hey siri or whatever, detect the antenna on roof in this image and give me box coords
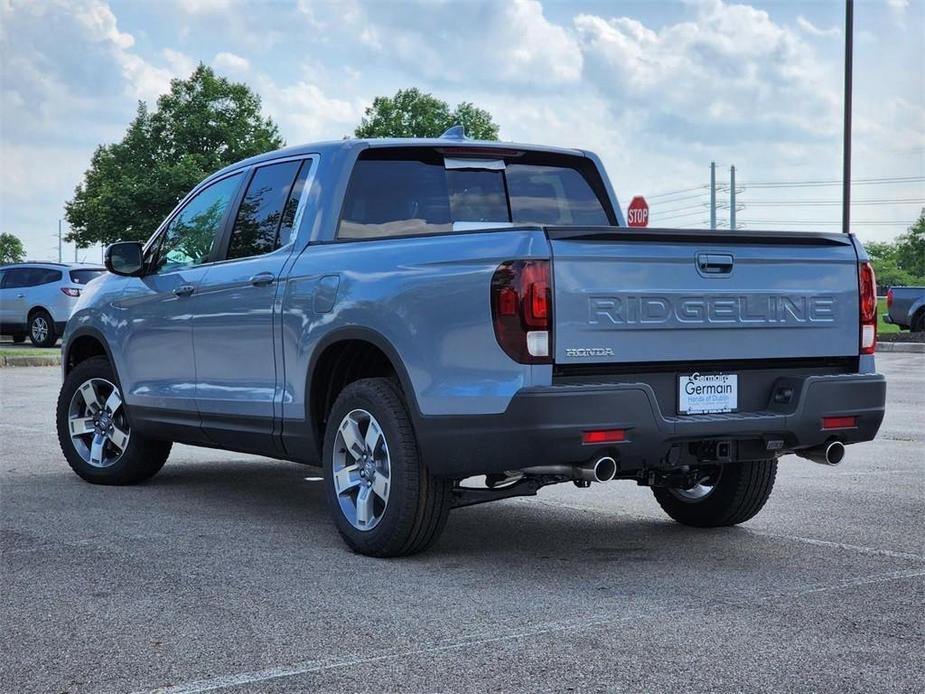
[440,125,467,140]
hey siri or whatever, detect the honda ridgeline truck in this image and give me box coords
[56,132,886,556]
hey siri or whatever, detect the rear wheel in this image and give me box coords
[322,378,452,557]
[28,310,57,347]
[912,310,924,333]
[57,356,171,485]
[652,459,777,527]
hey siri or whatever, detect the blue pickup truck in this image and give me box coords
[885,286,925,332]
[56,132,886,556]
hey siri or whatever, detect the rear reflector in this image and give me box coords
[821,416,857,430]
[582,429,626,444]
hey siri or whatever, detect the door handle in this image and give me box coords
[172,284,195,297]
[249,272,275,287]
[16,293,25,298]
[697,253,734,275]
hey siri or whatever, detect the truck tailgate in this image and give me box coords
[548,228,860,365]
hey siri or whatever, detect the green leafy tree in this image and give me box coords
[0,232,26,264]
[65,64,283,246]
[894,209,925,280]
[866,210,925,287]
[354,88,499,140]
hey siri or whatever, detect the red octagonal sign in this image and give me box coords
[627,196,649,227]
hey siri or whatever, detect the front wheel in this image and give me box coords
[322,378,452,557]
[652,459,777,527]
[57,356,172,485]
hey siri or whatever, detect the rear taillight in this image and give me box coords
[886,287,893,308]
[858,262,877,355]
[60,287,81,297]
[491,260,552,364]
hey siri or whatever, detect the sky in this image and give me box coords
[1,0,923,262]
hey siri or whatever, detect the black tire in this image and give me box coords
[11,333,26,343]
[28,309,57,347]
[652,459,777,527]
[911,310,924,333]
[57,355,171,485]
[322,378,452,557]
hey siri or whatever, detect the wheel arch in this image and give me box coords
[306,326,421,459]
[63,327,116,376]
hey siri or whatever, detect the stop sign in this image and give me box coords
[627,196,649,227]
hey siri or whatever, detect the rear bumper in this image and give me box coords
[416,373,886,479]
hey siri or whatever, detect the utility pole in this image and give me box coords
[730,165,737,230]
[842,0,854,234]
[58,220,62,263]
[709,162,716,230]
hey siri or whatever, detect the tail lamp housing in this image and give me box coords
[491,260,552,364]
[858,261,877,355]
[60,287,81,297]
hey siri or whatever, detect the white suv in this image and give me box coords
[0,263,105,347]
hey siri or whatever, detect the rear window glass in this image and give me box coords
[227,160,304,260]
[338,150,612,239]
[69,269,104,284]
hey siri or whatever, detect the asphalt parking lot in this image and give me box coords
[1,353,923,693]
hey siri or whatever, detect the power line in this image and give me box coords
[646,185,708,199]
[739,219,910,226]
[740,199,924,207]
[740,175,924,188]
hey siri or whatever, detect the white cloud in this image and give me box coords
[574,0,841,140]
[796,16,840,38]
[259,76,366,142]
[214,51,250,74]
[345,0,582,87]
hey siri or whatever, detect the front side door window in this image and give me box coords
[152,173,243,273]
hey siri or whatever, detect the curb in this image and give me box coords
[0,355,62,368]
[877,342,925,354]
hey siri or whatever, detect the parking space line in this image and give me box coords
[140,569,925,694]
[525,497,924,562]
[745,530,923,561]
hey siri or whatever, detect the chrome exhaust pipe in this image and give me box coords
[797,441,846,466]
[521,456,618,483]
[591,456,617,482]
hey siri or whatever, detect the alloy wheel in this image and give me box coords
[668,467,722,503]
[331,408,391,531]
[67,378,130,468]
[31,316,48,343]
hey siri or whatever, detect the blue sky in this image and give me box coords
[1,0,922,261]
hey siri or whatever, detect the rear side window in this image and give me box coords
[337,149,612,239]
[227,160,306,260]
[2,268,61,287]
[69,269,104,284]
[507,165,610,226]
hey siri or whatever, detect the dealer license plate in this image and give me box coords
[679,373,738,414]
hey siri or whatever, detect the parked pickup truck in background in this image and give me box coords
[55,130,886,556]
[885,286,925,332]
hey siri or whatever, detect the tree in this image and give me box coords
[0,232,25,264]
[65,64,284,246]
[894,209,925,280]
[354,88,499,140]
[866,210,925,287]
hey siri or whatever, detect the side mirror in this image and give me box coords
[105,241,145,277]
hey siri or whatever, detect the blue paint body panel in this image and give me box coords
[62,137,884,474]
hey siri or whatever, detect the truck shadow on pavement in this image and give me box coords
[141,458,780,570]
